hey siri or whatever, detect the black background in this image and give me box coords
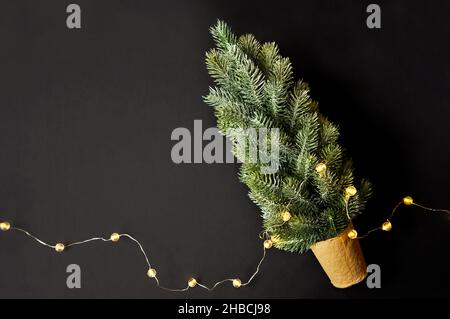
[0,0,449,299]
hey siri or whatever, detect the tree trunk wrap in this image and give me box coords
[310,224,367,288]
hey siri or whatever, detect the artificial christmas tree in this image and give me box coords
[204,21,372,288]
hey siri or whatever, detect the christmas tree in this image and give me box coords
[205,21,372,253]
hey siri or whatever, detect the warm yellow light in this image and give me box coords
[188,278,197,288]
[315,163,327,174]
[232,279,242,288]
[281,211,291,222]
[403,196,413,206]
[263,239,273,249]
[345,186,357,198]
[110,233,120,242]
[270,234,281,243]
[55,243,65,252]
[382,221,392,232]
[147,268,157,278]
[347,229,358,239]
[0,221,11,231]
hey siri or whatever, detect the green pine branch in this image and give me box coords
[204,20,372,253]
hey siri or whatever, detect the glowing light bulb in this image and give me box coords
[347,229,358,239]
[188,278,197,288]
[232,279,242,288]
[271,235,281,243]
[315,163,327,174]
[147,268,157,278]
[403,196,413,206]
[382,221,392,232]
[263,239,273,249]
[281,211,291,222]
[55,243,65,252]
[345,186,357,198]
[0,221,11,231]
[110,233,120,242]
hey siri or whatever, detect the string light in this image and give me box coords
[352,195,450,239]
[0,224,269,292]
[263,239,273,249]
[344,185,357,198]
[382,221,392,232]
[344,185,357,219]
[147,268,157,278]
[232,278,242,288]
[403,196,414,206]
[0,196,448,292]
[315,163,327,174]
[347,229,358,239]
[281,211,291,222]
[110,233,120,242]
[188,278,198,288]
[270,234,281,243]
[0,221,11,231]
[55,243,65,253]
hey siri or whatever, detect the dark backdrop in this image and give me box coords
[0,0,449,299]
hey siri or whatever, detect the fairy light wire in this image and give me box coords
[1,196,448,291]
[66,237,111,248]
[10,227,56,249]
[120,233,152,268]
[355,198,450,239]
[412,203,450,214]
[1,224,268,292]
[241,247,267,287]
